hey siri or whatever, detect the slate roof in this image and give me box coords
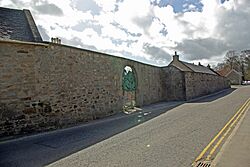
[217,67,230,76]
[182,62,218,75]
[0,7,42,42]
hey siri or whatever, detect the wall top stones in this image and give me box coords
[0,39,165,68]
[0,38,48,47]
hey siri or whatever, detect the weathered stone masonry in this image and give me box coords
[0,40,229,137]
[0,40,165,136]
[162,66,229,101]
[184,72,229,100]
[163,66,186,101]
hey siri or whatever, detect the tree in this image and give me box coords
[214,62,226,71]
[214,50,250,80]
[225,50,241,71]
[240,50,250,80]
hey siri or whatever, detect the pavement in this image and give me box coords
[212,99,250,167]
[0,86,250,167]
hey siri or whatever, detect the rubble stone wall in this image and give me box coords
[163,66,186,101]
[184,72,230,100]
[0,41,165,137]
[0,40,230,138]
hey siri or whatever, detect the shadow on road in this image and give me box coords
[187,88,237,103]
[0,101,182,167]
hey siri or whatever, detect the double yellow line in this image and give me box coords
[193,97,250,164]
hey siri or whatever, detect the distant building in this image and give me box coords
[217,67,243,85]
[225,69,243,85]
[0,7,42,42]
[164,52,229,101]
[217,66,231,77]
[169,51,219,75]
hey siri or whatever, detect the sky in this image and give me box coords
[1,0,250,66]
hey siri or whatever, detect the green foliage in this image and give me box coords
[245,55,250,80]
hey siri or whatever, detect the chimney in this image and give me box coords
[207,64,211,68]
[51,37,61,44]
[173,51,179,62]
[198,62,202,66]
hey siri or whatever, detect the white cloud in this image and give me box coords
[93,0,117,12]
[71,0,101,15]
[1,0,250,66]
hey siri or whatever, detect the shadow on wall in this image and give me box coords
[187,87,236,103]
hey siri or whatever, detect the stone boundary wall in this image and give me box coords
[184,72,230,100]
[0,40,230,137]
[163,66,230,101]
[0,41,165,137]
[163,66,186,101]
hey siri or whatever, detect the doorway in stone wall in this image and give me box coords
[122,66,136,113]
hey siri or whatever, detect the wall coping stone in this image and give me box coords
[0,39,48,46]
[0,39,164,68]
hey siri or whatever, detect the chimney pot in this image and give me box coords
[173,51,179,61]
[51,37,61,44]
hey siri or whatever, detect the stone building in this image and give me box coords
[217,67,243,85]
[0,7,42,42]
[0,7,230,137]
[164,52,229,100]
[225,69,243,85]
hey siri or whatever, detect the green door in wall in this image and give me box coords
[122,66,136,112]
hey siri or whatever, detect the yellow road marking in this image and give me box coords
[206,99,250,160]
[194,98,250,163]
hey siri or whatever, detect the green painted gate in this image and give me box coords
[122,66,136,112]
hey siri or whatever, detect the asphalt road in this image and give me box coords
[1,86,250,167]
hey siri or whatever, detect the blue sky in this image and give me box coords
[1,0,249,66]
[157,0,203,13]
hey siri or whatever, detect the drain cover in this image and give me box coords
[194,161,211,167]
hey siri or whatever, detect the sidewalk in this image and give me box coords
[213,107,250,167]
